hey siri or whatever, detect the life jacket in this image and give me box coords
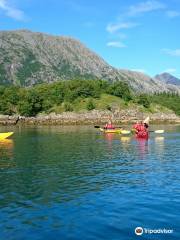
[104,123,115,129]
[133,123,148,138]
[133,123,144,132]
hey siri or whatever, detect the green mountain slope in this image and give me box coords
[0,29,179,94]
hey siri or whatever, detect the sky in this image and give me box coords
[0,0,180,78]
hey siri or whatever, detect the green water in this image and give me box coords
[0,125,180,240]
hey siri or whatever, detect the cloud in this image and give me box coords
[106,22,138,34]
[166,10,180,18]
[105,1,165,48]
[127,0,166,17]
[0,0,25,21]
[162,48,180,57]
[164,68,177,73]
[107,41,126,48]
[105,1,164,43]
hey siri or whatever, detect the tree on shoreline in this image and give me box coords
[0,80,179,116]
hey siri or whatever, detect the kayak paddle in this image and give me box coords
[121,129,164,135]
[94,125,122,129]
[149,130,164,134]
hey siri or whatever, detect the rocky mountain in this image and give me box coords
[155,73,180,86]
[0,29,121,86]
[118,69,178,93]
[0,29,179,94]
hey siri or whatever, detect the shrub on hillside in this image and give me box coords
[107,81,132,101]
[86,99,95,110]
[137,94,150,108]
[64,102,73,112]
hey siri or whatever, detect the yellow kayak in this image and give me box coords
[100,128,122,134]
[100,128,131,135]
[0,132,14,140]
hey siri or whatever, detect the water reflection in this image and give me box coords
[120,135,149,159]
[0,139,14,148]
[102,133,118,152]
[0,139,15,168]
[104,133,115,142]
[154,136,165,156]
[155,136,165,142]
[120,136,131,144]
[136,138,149,159]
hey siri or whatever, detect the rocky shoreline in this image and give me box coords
[0,110,180,125]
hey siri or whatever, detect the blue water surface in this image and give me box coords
[0,125,180,240]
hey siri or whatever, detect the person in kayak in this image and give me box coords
[132,121,141,132]
[132,117,149,139]
[104,119,115,130]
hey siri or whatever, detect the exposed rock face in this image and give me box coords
[0,29,180,94]
[155,72,180,86]
[119,70,180,94]
[0,29,121,86]
[0,115,19,125]
[0,111,179,125]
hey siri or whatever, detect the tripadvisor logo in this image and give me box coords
[135,227,173,236]
[135,227,143,236]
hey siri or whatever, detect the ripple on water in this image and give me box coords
[0,126,180,239]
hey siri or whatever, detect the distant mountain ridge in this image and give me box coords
[0,29,121,86]
[0,29,180,94]
[155,73,180,86]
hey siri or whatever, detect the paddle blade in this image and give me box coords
[121,130,131,135]
[154,130,164,134]
[94,126,100,128]
[99,128,104,132]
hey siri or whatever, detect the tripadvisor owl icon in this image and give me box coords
[135,227,143,235]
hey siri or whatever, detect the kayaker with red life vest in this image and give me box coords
[132,117,149,139]
[104,119,115,130]
[132,121,141,132]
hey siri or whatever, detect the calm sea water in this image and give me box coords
[0,125,180,240]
